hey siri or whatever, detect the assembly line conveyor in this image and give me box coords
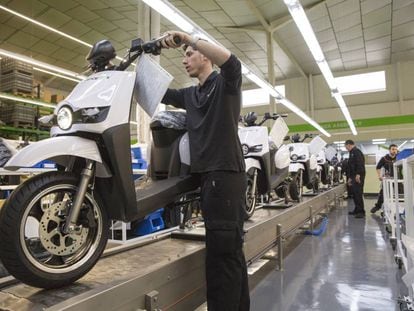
[0,184,345,311]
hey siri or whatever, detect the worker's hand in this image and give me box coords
[378,176,383,181]
[160,31,191,49]
[355,174,361,184]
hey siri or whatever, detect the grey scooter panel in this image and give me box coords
[5,136,103,170]
[179,132,191,166]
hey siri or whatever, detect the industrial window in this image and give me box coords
[242,85,285,107]
[335,71,386,95]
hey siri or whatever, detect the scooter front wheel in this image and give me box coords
[245,170,258,219]
[0,171,108,289]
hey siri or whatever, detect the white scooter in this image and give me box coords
[0,35,200,289]
[325,147,343,185]
[238,112,290,218]
[286,134,325,200]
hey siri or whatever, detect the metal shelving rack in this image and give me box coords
[394,155,414,310]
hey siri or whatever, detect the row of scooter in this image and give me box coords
[238,112,345,219]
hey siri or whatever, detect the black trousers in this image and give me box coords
[375,188,384,208]
[200,171,250,311]
[351,175,365,214]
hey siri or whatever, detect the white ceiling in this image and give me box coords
[1,0,414,91]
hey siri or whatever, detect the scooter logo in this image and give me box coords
[86,74,110,81]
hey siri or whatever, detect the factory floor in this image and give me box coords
[250,197,407,311]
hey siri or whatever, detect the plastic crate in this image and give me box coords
[1,58,33,74]
[397,148,414,161]
[134,208,165,236]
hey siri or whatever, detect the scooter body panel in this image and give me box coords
[51,71,136,136]
[4,136,109,175]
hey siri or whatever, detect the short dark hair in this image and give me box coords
[345,139,354,145]
[389,144,398,149]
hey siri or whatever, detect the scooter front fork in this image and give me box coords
[63,160,95,234]
[251,169,258,197]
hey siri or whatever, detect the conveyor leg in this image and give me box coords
[277,224,283,271]
[145,290,160,311]
[309,206,314,232]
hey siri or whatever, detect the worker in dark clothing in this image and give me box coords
[345,140,366,218]
[161,31,249,311]
[371,144,399,213]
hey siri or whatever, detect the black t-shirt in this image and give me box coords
[162,54,245,173]
[376,154,397,177]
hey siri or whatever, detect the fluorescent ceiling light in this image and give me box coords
[0,5,92,48]
[332,94,357,135]
[242,86,285,107]
[141,0,194,33]
[372,138,386,142]
[411,139,414,143]
[398,140,408,149]
[334,141,345,144]
[372,141,386,145]
[336,71,386,96]
[0,49,86,80]
[0,92,55,108]
[33,67,82,83]
[0,5,126,64]
[284,0,356,136]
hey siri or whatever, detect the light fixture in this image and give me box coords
[141,0,194,33]
[333,141,345,144]
[0,92,55,108]
[33,67,82,83]
[398,140,408,149]
[141,0,330,137]
[372,138,386,142]
[0,5,126,64]
[0,49,86,80]
[284,0,357,136]
[372,141,386,145]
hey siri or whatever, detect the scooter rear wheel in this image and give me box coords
[0,171,108,289]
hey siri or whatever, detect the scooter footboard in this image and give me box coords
[133,175,200,221]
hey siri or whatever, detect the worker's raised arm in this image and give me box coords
[161,31,231,67]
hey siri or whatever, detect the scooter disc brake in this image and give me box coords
[39,202,89,256]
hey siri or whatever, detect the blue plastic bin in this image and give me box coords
[134,208,165,236]
[397,148,414,161]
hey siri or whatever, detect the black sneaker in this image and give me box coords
[354,213,365,218]
[348,211,357,215]
[370,206,380,213]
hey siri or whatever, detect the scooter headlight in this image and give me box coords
[57,106,73,130]
[291,154,298,161]
[242,144,249,155]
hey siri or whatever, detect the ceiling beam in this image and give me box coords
[245,0,307,79]
[269,0,327,32]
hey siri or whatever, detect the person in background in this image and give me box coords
[345,140,366,218]
[371,144,399,214]
[160,31,249,310]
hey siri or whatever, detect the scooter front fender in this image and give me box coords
[5,136,102,170]
[245,158,261,172]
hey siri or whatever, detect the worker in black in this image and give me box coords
[345,140,366,218]
[371,144,399,213]
[161,31,249,311]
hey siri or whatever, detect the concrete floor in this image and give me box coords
[250,198,406,311]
